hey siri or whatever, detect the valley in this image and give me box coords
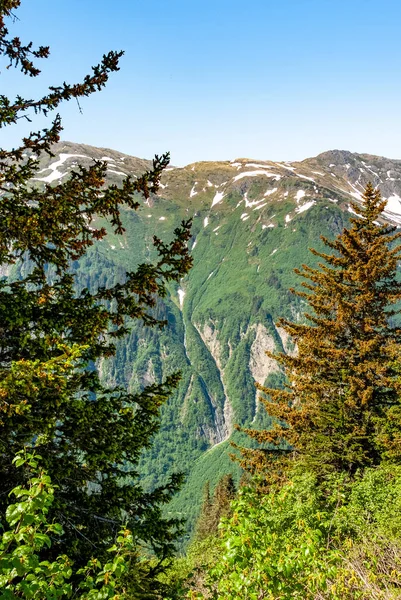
[31,141,401,535]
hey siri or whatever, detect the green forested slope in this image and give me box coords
[29,141,401,536]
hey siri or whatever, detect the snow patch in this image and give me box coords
[254,202,267,210]
[108,169,127,176]
[211,190,225,207]
[178,288,185,308]
[276,162,295,171]
[33,152,89,183]
[101,156,115,161]
[295,173,315,182]
[385,194,401,217]
[264,187,278,196]
[34,170,68,184]
[204,217,209,227]
[348,183,363,200]
[295,190,306,203]
[243,191,266,208]
[296,200,316,214]
[233,170,280,182]
[159,216,166,221]
[190,183,198,198]
[285,214,292,223]
[270,248,278,255]
[243,162,272,169]
[50,153,88,168]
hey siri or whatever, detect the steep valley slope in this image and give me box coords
[26,142,401,538]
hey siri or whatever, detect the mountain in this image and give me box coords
[28,141,401,539]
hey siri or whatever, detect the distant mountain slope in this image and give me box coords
[28,141,401,537]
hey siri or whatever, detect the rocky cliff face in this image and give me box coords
[26,141,401,530]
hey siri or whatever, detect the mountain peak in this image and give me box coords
[314,149,357,164]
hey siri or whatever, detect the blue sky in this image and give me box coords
[3,0,401,165]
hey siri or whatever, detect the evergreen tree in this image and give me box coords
[0,0,192,581]
[195,475,236,541]
[194,482,212,541]
[239,184,401,481]
[212,474,236,527]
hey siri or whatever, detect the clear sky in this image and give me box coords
[3,0,401,165]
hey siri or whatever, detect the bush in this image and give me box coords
[0,451,146,599]
[198,467,401,599]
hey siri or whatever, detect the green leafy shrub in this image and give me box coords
[203,474,339,599]
[0,451,152,599]
[197,467,401,600]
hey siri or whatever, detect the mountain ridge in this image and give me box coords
[42,140,401,223]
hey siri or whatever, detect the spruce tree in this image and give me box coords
[195,476,236,540]
[0,0,192,579]
[194,482,213,541]
[240,184,401,481]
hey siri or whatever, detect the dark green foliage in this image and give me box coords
[0,0,192,585]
